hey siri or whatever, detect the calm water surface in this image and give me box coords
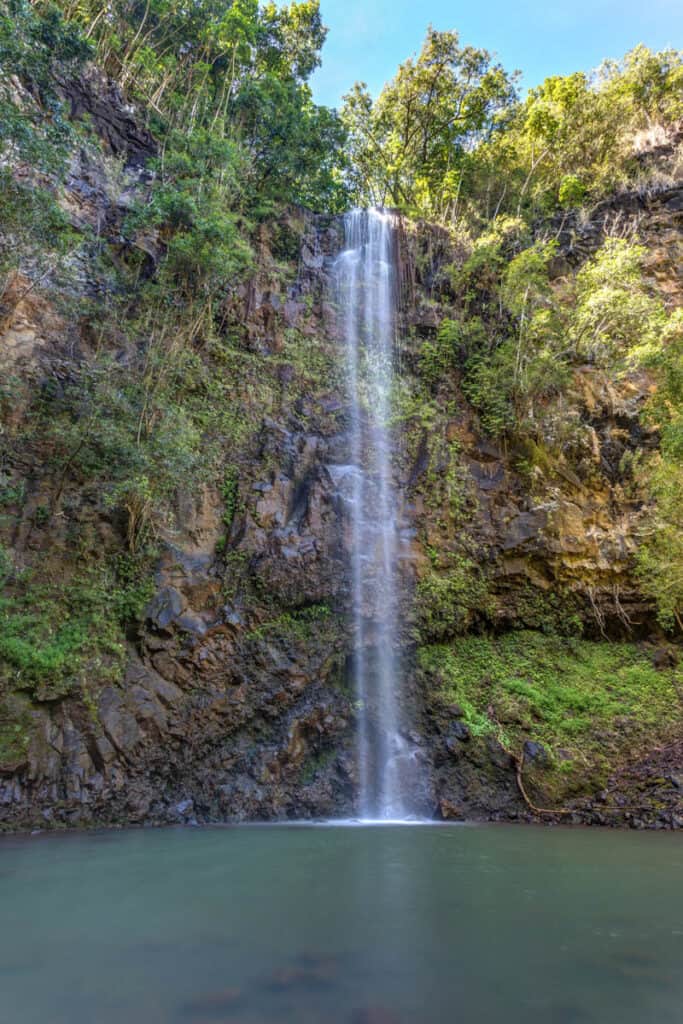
[1,823,682,1024]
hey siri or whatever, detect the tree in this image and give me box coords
[473,46,683,222]
[634,310,683,630]
[47,0,348,212]
[0,1,90,310]
[342,28,518,216]
[0,0,91,167]
[601,44,683,128]
[570,239,665,366]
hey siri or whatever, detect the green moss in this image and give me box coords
[247,603,335,644]
[415,556,492,642]
[422,436,472,523]
[0,556,154,700]
[300,745,338,784]
[505,584,584,636]
[420,631,682,795]
[221,465,241,532]
[279,329,339,393]
[0,544,11,585]
[0,694,34,771]
[0,479,26,508]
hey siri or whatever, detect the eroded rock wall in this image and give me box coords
[1,89,682,829]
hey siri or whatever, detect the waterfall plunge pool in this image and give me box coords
[2,823,682,1023]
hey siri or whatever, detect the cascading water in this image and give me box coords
[333,208,419,821]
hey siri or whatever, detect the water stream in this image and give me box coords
[333,209,417,820]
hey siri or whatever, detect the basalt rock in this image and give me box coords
[57,68,157,167]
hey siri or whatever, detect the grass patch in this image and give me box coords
[420,631,683,796]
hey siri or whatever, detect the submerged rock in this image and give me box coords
[182,987,243,1017]
[351,1008,402,1024]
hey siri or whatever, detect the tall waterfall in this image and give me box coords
[334,209,417,821]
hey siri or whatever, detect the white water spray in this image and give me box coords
[333,209,418,820]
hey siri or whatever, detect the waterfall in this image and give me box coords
[333,208,417,821]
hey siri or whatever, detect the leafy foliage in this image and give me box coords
[453,239,669,440]
[420,631,682,796]
[0,555,154,700]
[57,0,348,212]
[344,31,683,225]
[415,555,491,642]
[342,28,517,215]
[570,239,665,365]
[0,1,90,297]
[0,0,91,168]
[634,311,683,629]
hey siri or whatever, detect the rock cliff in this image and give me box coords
[1,80,682,831]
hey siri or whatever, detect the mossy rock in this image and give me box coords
[420,630,683,802]
[0,693,35,773]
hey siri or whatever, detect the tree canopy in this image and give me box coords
[342,28,517,215]
[343,30,683,225]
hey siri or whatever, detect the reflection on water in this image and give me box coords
[1,824,682,1023]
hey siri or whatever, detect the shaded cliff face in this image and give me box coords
[1,93,682,830]
[0,198,359,826]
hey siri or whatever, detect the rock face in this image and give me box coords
[58,69,157,166]
[1,80,682,830]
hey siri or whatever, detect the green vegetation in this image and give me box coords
[0,693,33,772]
[1,0,346,556]
[441,237,667,441]
[246,603,335,643]
[634,310,683,629]
[343,29,516,214]
[0,1,91,311]
[344,33,683,224]
[420,631,682,795]
[61,0,347,213]
[0,556,153,700]
[344,32,683,637]
[415,556,492,642]
[221,466,241,534]
[343,33,683,638]
[0,0,89,170]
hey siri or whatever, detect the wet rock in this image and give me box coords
[652,647,678,670]
[301,244,324,270]
[176,612,209,636]
[523,740,550,767]
[449,721,470,743]
[59,68,157,166]
[438,797,464,820]
[485,735,514,770]
[98,687,142,755]
[501,511,545,550]
[3,142,683,834]
[146,586,185,629]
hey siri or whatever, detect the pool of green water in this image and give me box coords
[1,823,682,1023]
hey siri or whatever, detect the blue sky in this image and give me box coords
[308,0,683,108]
